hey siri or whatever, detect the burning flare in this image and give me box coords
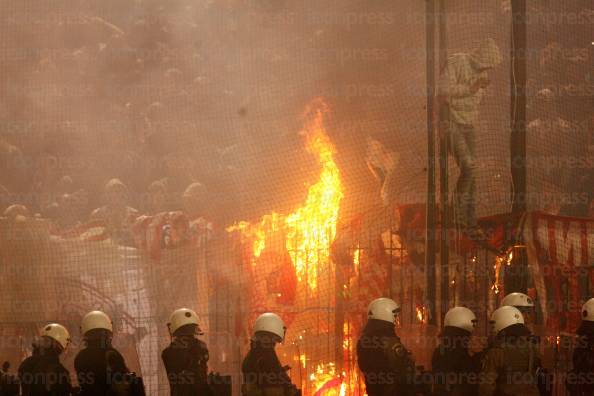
[311,363,343,396]
[227,99,343,290]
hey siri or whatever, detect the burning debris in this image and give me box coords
[227,99,343,291]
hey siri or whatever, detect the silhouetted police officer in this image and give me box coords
[567,298,594,396]
[18,324,72,396]
[432,306,479,396]
[162,308,212,396]
[74,311,130,396]
[479,306,541,396]
[357,297,416,396]
[501,293,552,396]
[242,313,298,396]
[0,361,19,396]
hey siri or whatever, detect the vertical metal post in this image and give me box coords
[425,0,437,325]
[510,0,528,301]
[437,0,449,322]
[511,0,527,214]
[388,216,394,300]
[332,229,342,373]
[335,239,344,374]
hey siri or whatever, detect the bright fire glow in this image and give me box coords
[226,213,281,266]
[285,100,343,289]
[226,100,349,395]
[226,99,343,290]
[416,306,428,324]
[300,353,307,368]
[311,363,343,396]
[492,248,513,295]
[341,321,361,396]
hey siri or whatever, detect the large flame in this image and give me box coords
[227,99,343,290]
[285,101,343,289]
[310,363,343,396]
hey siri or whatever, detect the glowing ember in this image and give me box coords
[352,248,361,277]
[416,306,428,323]
[300,353,307,368]
[226,99,343,290]
[343,322,351,351]
[506,250,514,266]
[492,248,513,295]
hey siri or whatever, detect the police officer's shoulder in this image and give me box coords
[162,343,176,357]
[481,344,504,364]
[481,342,499,355]
[384,336,408,357]
[73,351,83,370]
[18,356,35,369]
[196,338,208,348]
[57,361,70,374]
[185,337,207,351]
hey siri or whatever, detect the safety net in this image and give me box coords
[0,1,592,395]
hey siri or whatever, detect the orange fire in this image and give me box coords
[341,321,362,396]
[492,248,513,295]
[310,363,343,396]
[226,99,343,290]
[226,100,348,395]
[416,305,428,324]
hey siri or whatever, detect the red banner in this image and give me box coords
[524,212,594,332]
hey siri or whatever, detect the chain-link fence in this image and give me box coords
[0,1,592,395]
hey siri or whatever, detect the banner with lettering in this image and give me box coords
[524,212,594,332]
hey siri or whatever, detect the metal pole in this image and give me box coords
[437,0,449,323]
[335,257,344,373]
[511,0,527,214]
[425,0,437,325]
[510,0,529,303]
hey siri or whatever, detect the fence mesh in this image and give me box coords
[0,1,592,395]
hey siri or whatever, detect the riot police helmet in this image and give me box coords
[41,323,71,351]
[81,310,113,336]
[253,313,286,342]
[581,298,594,322]
[444,306,477,333]
[168,308,203,336]
[491,306,525,335]
[368,298,400,324]
[501,292,534,309]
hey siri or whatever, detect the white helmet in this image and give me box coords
[253,313,286,341]
[501,292,534,308]
[581,298,594,322]
[444,307,477,333]
[491,306,524,335]
[168,308,202,335]
[368,298,400,323]
[81,310,113,335]
[41,323,71,350]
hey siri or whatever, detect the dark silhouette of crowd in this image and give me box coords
[0,1,253,245]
